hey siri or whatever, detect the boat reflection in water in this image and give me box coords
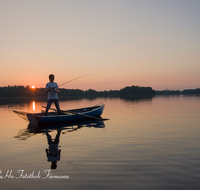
[14,119,105,169]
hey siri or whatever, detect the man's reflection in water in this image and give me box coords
[45,130,62,169]
[14,120,105,170]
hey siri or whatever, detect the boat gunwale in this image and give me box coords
[38,104,104,118]
[25,104,104,118]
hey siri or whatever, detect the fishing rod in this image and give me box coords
[48,74,90,93]
[58,74,90,87]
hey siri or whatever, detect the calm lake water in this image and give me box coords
[0,95,200,190]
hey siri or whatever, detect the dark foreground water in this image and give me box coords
[0,95,200,190]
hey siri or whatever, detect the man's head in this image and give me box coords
[51,161,57,169]
[49,74,54,82]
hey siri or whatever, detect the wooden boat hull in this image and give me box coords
[14,104,105,124]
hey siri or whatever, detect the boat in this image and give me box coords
[13,104,105,124]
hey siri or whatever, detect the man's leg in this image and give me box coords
[44,99,53,116]
[54,99,62,115]
[54,130,61,144]
[45,133,53,144]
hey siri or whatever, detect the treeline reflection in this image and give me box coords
[0,96,156,107]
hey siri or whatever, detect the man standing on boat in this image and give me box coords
[44,74,62,116]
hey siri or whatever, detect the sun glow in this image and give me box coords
[32,101,35,111]
[32,86,35,89]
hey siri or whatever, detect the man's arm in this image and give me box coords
[45,87,56,93]
[54,84,59,93]
[55,88,59,93]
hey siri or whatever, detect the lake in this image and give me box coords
[0,95,200,190]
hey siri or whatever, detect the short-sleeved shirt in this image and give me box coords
[46,82,58,100]
[47,144,61,162]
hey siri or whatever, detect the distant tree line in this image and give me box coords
[119,86,156,98]
[0,85,156,98]
[156,88,200,95]
[0,85,199,98]
[182,89,200,94]
[0,86,44,97]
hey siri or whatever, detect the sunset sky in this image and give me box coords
[1,0,200,91]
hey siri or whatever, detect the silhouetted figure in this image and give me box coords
[44,74,62,116]
[45,130,61,169]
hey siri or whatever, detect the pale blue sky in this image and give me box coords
[0,0,200,90]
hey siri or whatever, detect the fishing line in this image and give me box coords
[58,74,90,87]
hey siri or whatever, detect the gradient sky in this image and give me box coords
[1,0,200,91]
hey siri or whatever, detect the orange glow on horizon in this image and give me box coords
[31,86,35,89]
